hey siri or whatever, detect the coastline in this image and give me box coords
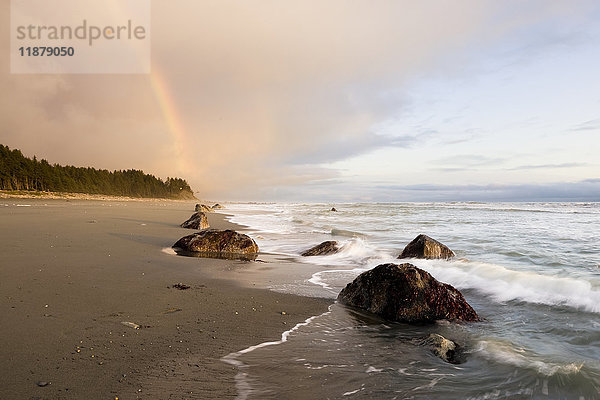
[0,199,332,399]
[0,189,197,202]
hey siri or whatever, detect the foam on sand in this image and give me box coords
[221,306,333,400]
[474,340,584,376]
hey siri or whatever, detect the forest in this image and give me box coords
[0,144,196,199]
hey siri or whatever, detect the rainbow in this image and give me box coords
[103,2,191,178]
[149,67,189,176]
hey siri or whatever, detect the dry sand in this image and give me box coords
[0,199,332,399]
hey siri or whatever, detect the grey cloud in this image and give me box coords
[438,135,477,146]
[434,154,507,165]
[431,155,508,171]
[508,162,587,171]
[287,131,428,165]
[366,180,600,202]
[570,119,600,132]
[261,179,600,202]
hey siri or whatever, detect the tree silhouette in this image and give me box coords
[0,144,196,199]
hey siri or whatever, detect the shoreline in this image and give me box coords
[0,189,198,202]
[0,198,333,399]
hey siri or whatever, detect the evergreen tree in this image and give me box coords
[0,144,196,199]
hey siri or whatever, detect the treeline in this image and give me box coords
[0,144,196,199]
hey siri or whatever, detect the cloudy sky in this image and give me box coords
[2,1,599,201]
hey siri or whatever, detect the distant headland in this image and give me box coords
[0,144,196,200]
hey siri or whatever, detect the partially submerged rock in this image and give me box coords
[421,334,460,364]
[337,263,479,323]
[331,207,337,212]
[180,212,209,230]
[212,203,224,209]
[173,229,259,260]
[195,203,213,213]
[301,241,339,256]
[398,234,455,260]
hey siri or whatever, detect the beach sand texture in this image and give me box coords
[0,199,331,399]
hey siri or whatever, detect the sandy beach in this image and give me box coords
[0,199,332,399]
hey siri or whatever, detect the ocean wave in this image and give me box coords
[330,228,368,238]
[334,238,385,259]
[474,340,584,376]
[301,237,394,268]
[416,260,600,314]
[434,202,600,215]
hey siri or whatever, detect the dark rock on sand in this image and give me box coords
[398,234,455,260]
[421,333,461,364]
[180,212,209,230]
[301,241,340,256]
[173,229,259,259]
[172,283,190,290]
[195,203,213,213]
[337,263,479,323]
[212,203,224,209]
[331,207,337,212]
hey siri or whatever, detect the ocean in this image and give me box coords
[221,202,600,399]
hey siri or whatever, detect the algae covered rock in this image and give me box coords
[173,229,259,259]
[195,204,213,213]
[180,212,209,230]
[337,263,479,323]
[301,241,340,256]
[398,234,455,260]
[421,334,461,364]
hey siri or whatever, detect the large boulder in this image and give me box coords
[337,263,479,323]
[173,229,259,259]
[195,203,213,213]
[398,234,455,259]
[180,212,210,230]
[301,241,339,256]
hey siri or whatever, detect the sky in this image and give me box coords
[1,0,599,201]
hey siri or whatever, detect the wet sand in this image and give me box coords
[0,199,332,399]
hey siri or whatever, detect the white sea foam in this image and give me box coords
[474,340,584,376]
[161,247,176,255]
[302,237,394,268]
[412,377,443,391]
[225,203,298,235]
[309,256,600,314]
[223,202,600,314]
[415,259,600,314]
[221,306,333,400]
[330,228,367,238]
[309,268,368,291]
[343,387,364,396]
